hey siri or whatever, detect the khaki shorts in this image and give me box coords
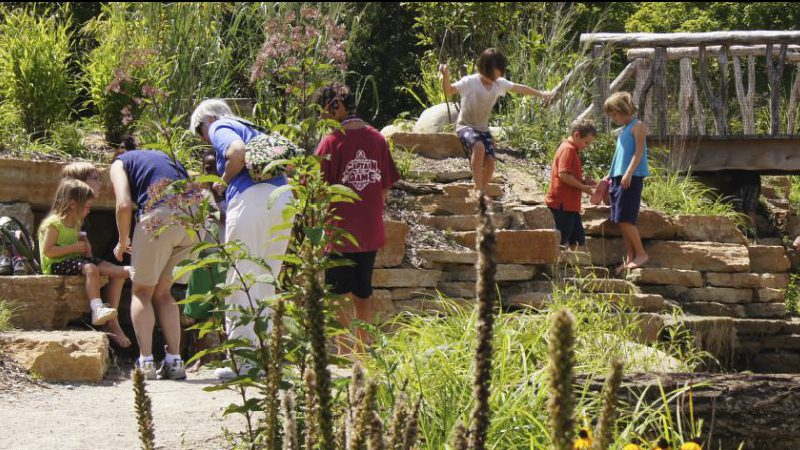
[131,206,198,286]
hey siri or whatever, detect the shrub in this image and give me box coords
[0,7,76,137]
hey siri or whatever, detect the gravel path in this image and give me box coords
[0,367,246,450]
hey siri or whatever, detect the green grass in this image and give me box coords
[642,169,743,223]
[363,286,708,449]
[0,299,14,332]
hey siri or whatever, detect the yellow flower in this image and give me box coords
[680,441,702,450]
[623,445,643,450]
[573,428,593,450]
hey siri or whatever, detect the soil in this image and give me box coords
[0,364,246,450]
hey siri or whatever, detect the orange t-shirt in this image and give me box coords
[545,140,583,212]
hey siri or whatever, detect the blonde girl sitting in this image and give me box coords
[39,179,130,326]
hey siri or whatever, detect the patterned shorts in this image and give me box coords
[51,257,105,276]
[457,127,496,159]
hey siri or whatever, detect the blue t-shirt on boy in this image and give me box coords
[609,118,649,178]
[208,117,287,202]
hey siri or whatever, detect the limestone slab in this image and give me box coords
[586,237,626,266]
[372,269,441,288]
[646,241,750,273]
[375,220,409,268]
[452,230,560,265]
[744,303,787,319]
[673,215,747,244]
[705,273,789,289]
[441,264,536,282]
[685,287,753,304]
[416,249,478,268]
[382,131,464,159]
[1,276,102,329]
[628,268,703,287]
[582,206,676,239]
[682,302,746,317]
[0,331,108,383]
[508,205,555,230]
[747,246,791,273]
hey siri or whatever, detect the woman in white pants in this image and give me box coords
[191,99,294,379]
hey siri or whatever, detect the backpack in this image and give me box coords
[234,119,304,183]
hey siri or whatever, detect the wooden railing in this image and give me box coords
[578,31,800,138]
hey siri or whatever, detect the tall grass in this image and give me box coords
[642,168,742,221]
[364,287,706,449]
[0,299,14,332]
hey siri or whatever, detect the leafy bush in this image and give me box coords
[0,7,76,137]
[642,168,742,221]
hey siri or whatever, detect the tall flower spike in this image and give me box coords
[386,392,409,450]
[548,309,576,450]
[304,368,318,450]
[451,420,468,450]
[131,369,156,450]
[264,298,286,448]
[367,411,386,450]
[348,378,377,450]
[281,391,298,450]
[401,397,422,450]
[468,192,497,450]
[593,357,623,450]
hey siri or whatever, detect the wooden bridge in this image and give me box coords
[577,31,800,174]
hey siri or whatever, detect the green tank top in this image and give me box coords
[38,215,81,274]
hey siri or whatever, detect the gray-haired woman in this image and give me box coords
[190,99,294,380]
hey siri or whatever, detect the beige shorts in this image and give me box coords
[130,206,198,286]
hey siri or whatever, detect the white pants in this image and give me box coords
[224,183,293,345]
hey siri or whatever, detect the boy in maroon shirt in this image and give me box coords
[314,83,400,354]
[545,119,597,250]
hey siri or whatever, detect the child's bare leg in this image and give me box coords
[482,155,495,193]
[619,223,648,269]
[615,233,634,276]
[98,262,131,347]
[82,263,103,300]
[471,141,486,192]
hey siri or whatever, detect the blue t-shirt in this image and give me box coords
[208,117,287,202]
[609,119,649,178]
[116,150,189,211]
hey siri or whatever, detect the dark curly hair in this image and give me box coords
[313,82,356,115]
[476,48,508,78]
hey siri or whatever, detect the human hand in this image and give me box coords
[438,64,450,77]
[76,240,92,257]
[794,236,800,249]
[114,238,131,262]
[583,184,594,195]
[621,173,633,189]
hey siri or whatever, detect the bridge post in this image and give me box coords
[591,45,611,131]
[652,46,668,139]
[766,43,788,135]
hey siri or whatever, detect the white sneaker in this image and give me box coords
[157,359,187,380]
[214,360,262,381]
[135,360,157,380]
[91,304,118,326]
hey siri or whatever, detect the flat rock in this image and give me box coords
[372,269,442,288]
[582,206,676,239]
[745,303,787,319]
[452,230,560,264]
[628,268,703,288]
[747,246,791,273]
[442,264,536,282]
[733,318,787,335]
[443,182,503,199]
[787,250,800,272]
[384,288,437,301]
[407,194,502,216]
[594,293,666,312]
[1,276,103,329]
[382,131,464,159]
[369,290,397,320]
[0,330,108,383]
[561,278,640,294]
[509,205,555,230]
[706,273,789,290]
[416,249,477,268]
[586,237,626,266]
[646,241,750,273]
[419,213,510,232]
[0,158,116,210]
[375,220,409,268]
[685,287,753,304]
[409,168,472,184]
[682,302,746,318]
[557,250,593,267]
[673,215,747,244]
[754,288,785,303]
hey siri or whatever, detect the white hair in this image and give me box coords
[190,99,234,135]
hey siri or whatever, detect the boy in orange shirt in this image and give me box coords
[545,119,598,250]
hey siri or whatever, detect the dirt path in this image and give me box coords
[0,368,246,450]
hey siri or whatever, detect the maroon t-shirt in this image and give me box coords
[315,125,400,253]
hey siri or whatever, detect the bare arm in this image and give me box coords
[110,160,133,261]
[41,225,88,258]
[439,65,458,96]
[222,140,247,184]
[558,172,593,194]
[510,83,553,102]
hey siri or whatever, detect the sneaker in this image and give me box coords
[0,254,11,275]
[214,360,262,381]
[12,257,27,275]
[157,359,187,380]
[91,304,118,326]
[135,360,157,380]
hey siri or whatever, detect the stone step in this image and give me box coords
[549,265,611,279]
[406,194,504,216]
[0,330,109,383]
[442,182,503,199]
[418,213,512,232]
[417,249,477,268]
[372,268,442,288]
[507,205,554,230]
[439,264,537,282]
[450,230,560,265]
[557,250,593,267]
[1,275,107,330]
[559,277,641,294]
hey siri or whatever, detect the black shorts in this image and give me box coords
[325,251,377,299]
[457,127,496,159]
[549,208,586,246]
[51,257,105,276]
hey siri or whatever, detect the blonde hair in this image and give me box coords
[61,162,99,182]
[47,179,95,224]
[603,91,637,116]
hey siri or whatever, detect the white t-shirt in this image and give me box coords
[452,74,514,132]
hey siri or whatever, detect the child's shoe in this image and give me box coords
[91,304,118,326]
[135,360,157,380]
[157,358,187,380]
[12,257,28,275]
[0,254,11,275]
